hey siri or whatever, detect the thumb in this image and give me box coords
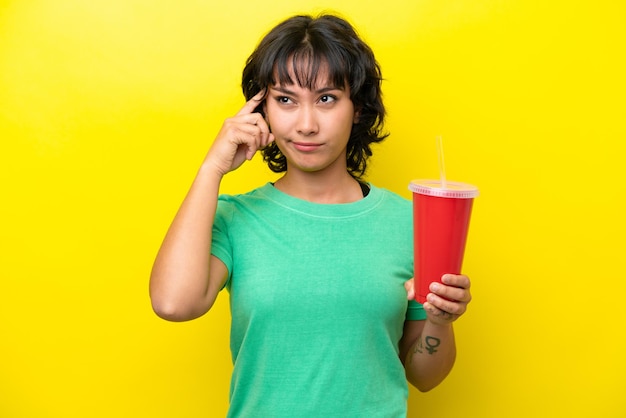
[404,279,415,300]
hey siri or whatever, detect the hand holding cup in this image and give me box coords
[405,274,472,325]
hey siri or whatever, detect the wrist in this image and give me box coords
[425,317,455,330]
[199,159,227,180]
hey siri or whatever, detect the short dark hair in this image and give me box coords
[241,14,388,179]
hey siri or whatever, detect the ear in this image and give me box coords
[353,107,361,124]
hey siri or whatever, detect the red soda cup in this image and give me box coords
[409,179,479,304]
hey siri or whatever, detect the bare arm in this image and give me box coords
[400,274,472,391]
[149,165,226,321]
[149,90,273,321]
[399,319,456,392]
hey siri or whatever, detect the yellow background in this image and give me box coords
[1,0,625,417]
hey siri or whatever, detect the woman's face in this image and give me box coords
[263,64,358,176]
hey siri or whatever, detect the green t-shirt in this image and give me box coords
[212,183,426,418]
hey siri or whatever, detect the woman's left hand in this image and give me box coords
[404,274,472,325]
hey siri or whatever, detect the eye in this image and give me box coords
[319,95,337,104]
[275,96,293,104]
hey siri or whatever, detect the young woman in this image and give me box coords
[150,13,472,418]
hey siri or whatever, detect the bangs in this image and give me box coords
[266,43,349,90]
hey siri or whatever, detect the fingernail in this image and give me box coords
[430,282,441,292]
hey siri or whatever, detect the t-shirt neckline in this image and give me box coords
[260,182,383,218]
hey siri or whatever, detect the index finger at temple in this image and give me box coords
[236,89,266,116]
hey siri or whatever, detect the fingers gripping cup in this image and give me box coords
[409,180,479,304]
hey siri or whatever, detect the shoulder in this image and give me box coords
[215,183,275,224]
[369,184,411,208]
[218,183,273,205]
[364,185,412,231]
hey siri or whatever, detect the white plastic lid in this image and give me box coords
[408,179,479,199]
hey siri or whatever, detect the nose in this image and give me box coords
[296,105,318,136]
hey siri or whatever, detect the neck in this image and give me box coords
[274,171,364,204]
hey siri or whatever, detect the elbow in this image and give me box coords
[407,376,444,393]
[150,294,205,322]
[149,275,203,322]
[149,269,217,321]
[151,297,186,322]
[406,360,455,393]
[412,381,439,393]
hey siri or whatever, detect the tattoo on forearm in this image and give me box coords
[424,336,441,354]
[410,335,441,363]
[414,338,424,354]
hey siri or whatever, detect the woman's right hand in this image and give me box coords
[204,90,274,176]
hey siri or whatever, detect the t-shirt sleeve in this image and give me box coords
[211,196,234,287]
[406,299,427,320]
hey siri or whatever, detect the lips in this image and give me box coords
[292,141,322,152]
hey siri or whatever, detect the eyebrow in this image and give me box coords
[270,85,344,95]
